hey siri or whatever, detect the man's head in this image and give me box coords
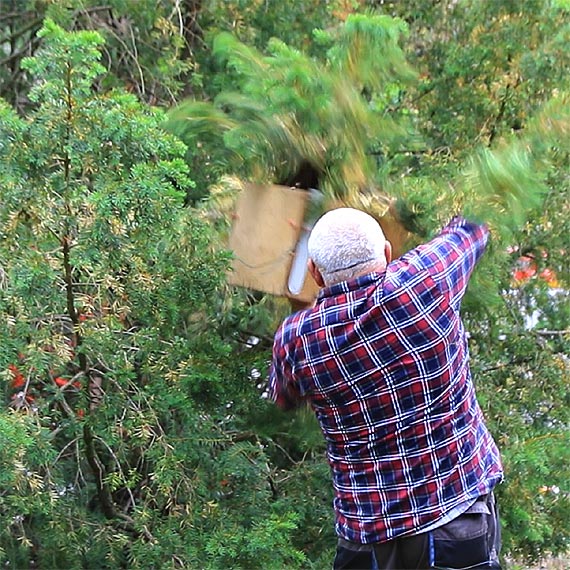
[307,207,392,287]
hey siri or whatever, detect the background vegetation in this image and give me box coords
[0,1,569,568]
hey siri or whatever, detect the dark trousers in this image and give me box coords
[333,493,501,570]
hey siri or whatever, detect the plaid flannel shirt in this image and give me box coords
[269,217,503,544]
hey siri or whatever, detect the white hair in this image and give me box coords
[307,208,387,286]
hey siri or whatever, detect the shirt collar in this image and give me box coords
[317,271,385,302]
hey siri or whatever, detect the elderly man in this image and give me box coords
[269,208,503,570]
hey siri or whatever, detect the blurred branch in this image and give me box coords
[0,34,41,68]
[0,17,43,45]
[535,329,570,337]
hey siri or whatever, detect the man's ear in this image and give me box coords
[385,241,393,264]
[308,259,325,287]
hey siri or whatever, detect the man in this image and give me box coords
[269,208,503,569]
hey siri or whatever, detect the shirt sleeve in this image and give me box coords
[269,319,304,411]
[403,216,489,310]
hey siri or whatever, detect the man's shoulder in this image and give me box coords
[277,307,314,345]
[383,257,425,291]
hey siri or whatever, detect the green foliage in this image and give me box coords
[0,0,195,111]
[198,0,338,52]
[467,290,570,561]
[0,21,307,568]
[0,0,45,110]
[170,4,570,563]
[377,1,570,560]
[194,0,342,97]
[0,2,569,567]
[383,0,570,155]
[166,12,417,203]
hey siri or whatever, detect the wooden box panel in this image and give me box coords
[227,183,320,303]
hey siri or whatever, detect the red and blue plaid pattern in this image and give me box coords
[269,217,503,544]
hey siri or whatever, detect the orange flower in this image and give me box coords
[512,255,537,285]
[539,268,559,288]
[8,364,26,388]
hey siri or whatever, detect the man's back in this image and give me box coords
[270,217,503,544]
